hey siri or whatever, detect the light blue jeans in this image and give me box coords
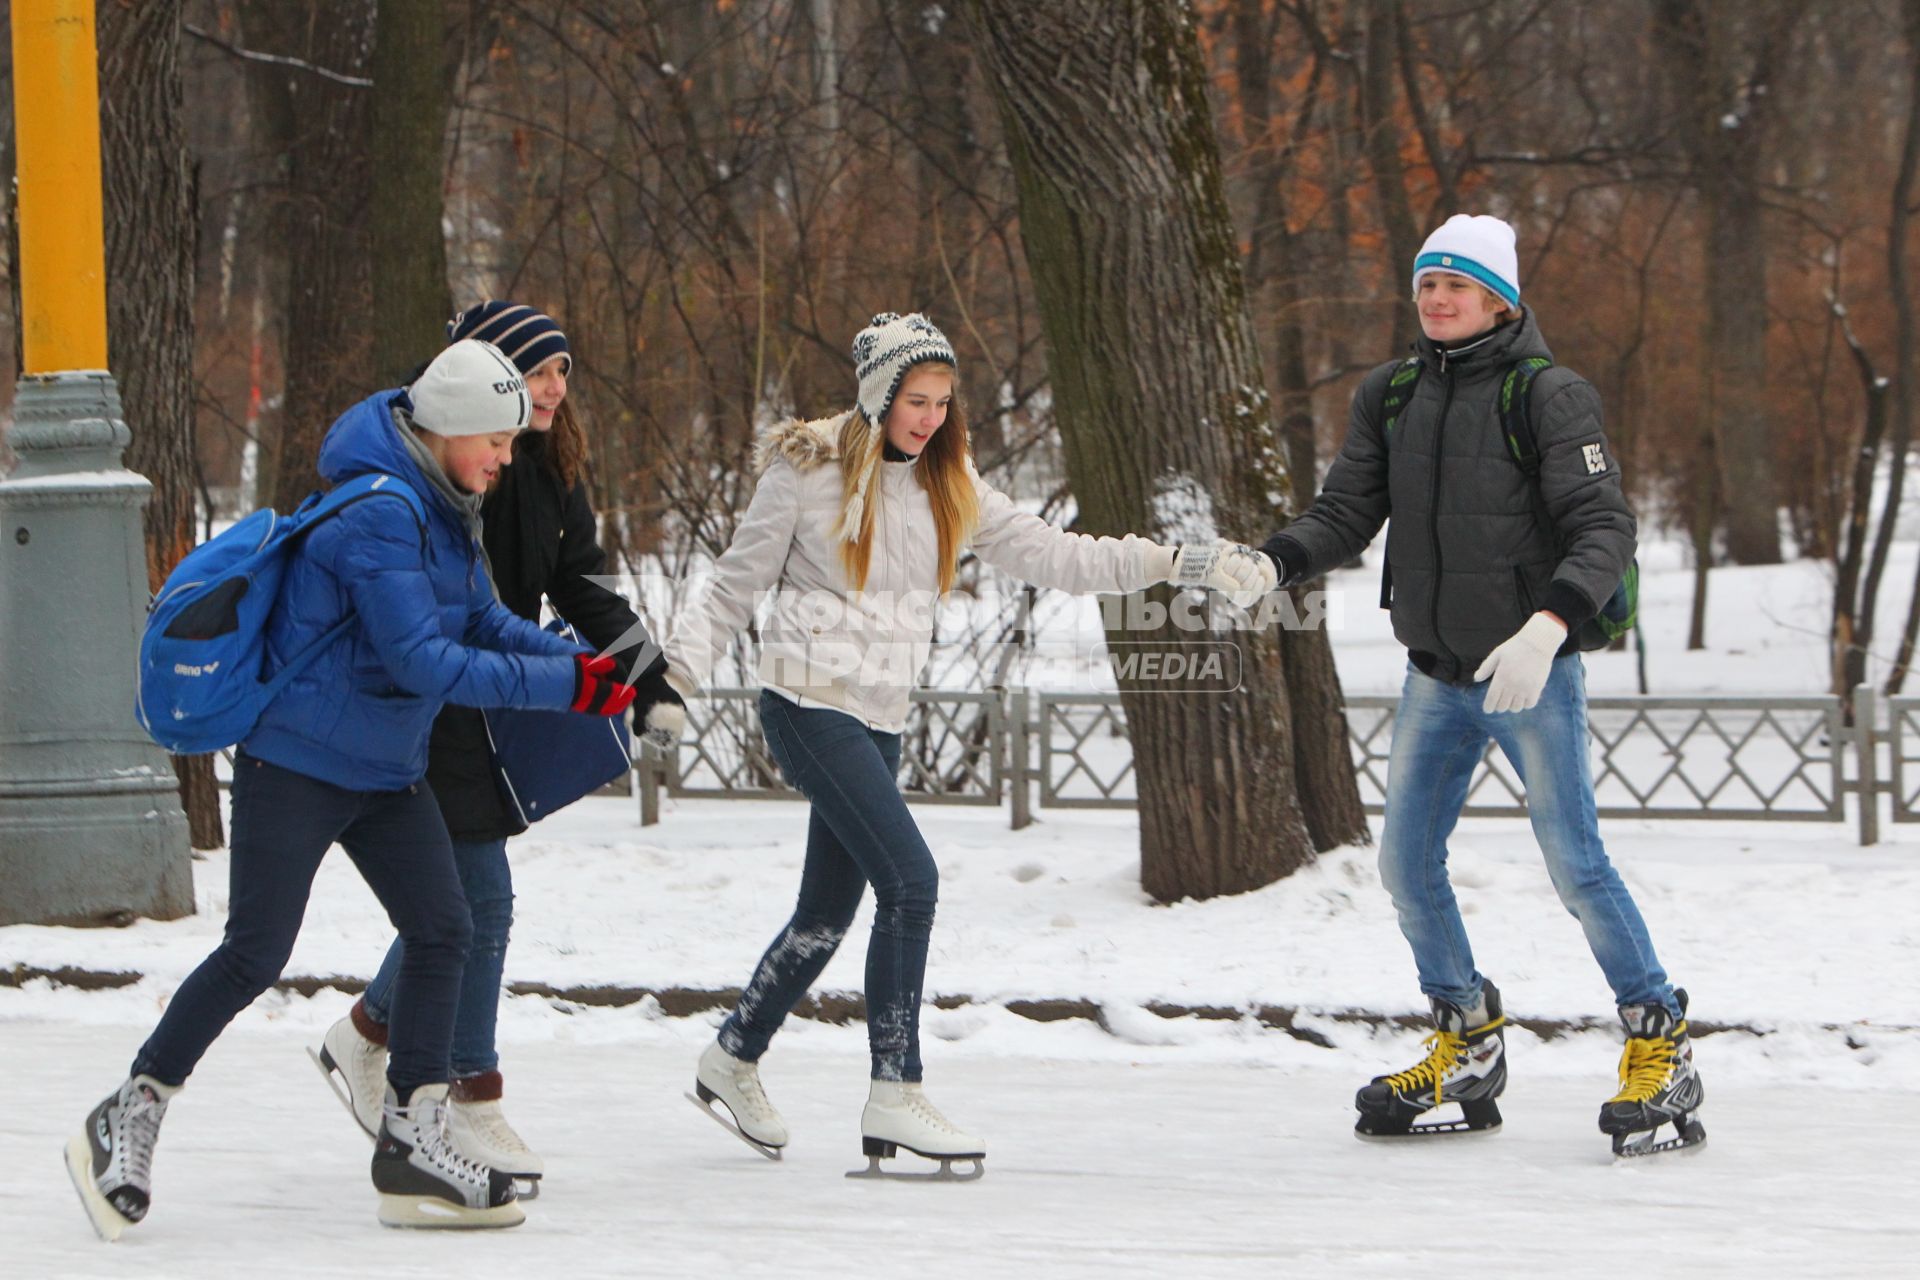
[1379,656,1677,1015]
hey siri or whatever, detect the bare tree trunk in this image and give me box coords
[1654,0,1801,566]
[963,0,1367,901]
[1360,0,1421,354]
[370,0,453,383]
[1231,0,1320,504]
[242,0,377,512]
[1877,0,1920,693]
[1687,442,1717,651]
[99,0,223,849]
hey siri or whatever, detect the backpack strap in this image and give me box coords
[257,474,430,697]
[306,472,429,547]
[1377,356,1423,439]
[1498,356,1555,478]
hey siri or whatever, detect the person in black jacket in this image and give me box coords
[311,302,680,1190]
[1208,215,1702,1157]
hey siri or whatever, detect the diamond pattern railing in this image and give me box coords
[1036,693,1134,808]
[1035,693,1843,821]
[1882,696,1920,823]
[657,688,1003,806]
[638,689,1875,838]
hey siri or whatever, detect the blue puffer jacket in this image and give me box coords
[244,391,581,790]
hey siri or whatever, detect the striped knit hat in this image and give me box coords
[853,312,956,426]
[447,300,571,376]
[1411,214,1521,310]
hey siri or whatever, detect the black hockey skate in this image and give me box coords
[1600,990,1706,1158]
[372,1084,525,1229]
[1355,983,1507,1139]
[64,1075,178,1242]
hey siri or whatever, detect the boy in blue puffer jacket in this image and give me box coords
[66,341,640,1239]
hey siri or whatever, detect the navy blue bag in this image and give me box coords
[482,625,633,824]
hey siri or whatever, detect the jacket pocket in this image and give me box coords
[1512,565,1536,616]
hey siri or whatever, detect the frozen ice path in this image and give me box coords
[5,1015,1913,1279]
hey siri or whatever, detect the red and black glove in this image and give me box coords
[570,653,638,716]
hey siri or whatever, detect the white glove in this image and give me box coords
[1473,612,1566,713]
[1168,540,1279,608]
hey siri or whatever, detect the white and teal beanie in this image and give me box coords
[853,312,957,425]
[1411,214,1520,311]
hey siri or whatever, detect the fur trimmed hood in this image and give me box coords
[753,410,851,477]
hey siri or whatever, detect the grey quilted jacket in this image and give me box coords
[1262,309,1635,685]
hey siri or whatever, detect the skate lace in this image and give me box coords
[730,1066,779,1122]
[120,1089,167,1189]
[904,1090,962,1136]
[461,1102,534,1158]
[1383,1031,1465,1101]
[418,1107,490,1187]
[1610,1033,1678,1103]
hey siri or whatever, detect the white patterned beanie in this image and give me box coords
[837,312,958,543]
[1411,214,1521,310]
[853,312,957,427]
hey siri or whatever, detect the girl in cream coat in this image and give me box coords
[652,313,1262,1176]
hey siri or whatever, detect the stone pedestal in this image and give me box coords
[0,371,193,926]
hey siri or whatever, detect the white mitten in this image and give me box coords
[643,700,686,749]
[1473,612,1566,713]
[1169,540,1279,608]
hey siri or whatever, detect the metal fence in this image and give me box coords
[636,684,1912,845]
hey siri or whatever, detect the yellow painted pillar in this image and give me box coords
[10,0,108,374]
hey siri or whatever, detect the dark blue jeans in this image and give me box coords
[718,691,938,1082]
[131,754,472,1096]
[360,837,512,1078]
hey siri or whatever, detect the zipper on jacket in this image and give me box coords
[1427,358,1460,677]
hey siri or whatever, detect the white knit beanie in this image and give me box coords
[409,339,532,437]
[853,312,957,426]
[1411,214,1521,310]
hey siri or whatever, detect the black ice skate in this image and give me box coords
[64,1075,178,1243]
[1355,982,1507,1139]
[371,1083,525,1229]
[1599,990,1706,1158]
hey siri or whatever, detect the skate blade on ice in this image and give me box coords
[1355,1098,1502,1141]
[1611,1114,1707,1159]
[377,1194,526,1230]
[307,1045,377,1141]
[846,1137,985,1183]
[684,1090,782,1161]
[511,1176,541,1200]
[63,1135,130,1243]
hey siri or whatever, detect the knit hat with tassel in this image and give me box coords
[838,312,958,542]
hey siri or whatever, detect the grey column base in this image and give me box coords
[0,784,193,926]
[1,371,196,926]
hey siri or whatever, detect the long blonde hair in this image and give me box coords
[837,362,980,595]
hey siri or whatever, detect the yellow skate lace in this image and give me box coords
[1383,1015,1504,1105]
[1609,1022,1684,1103]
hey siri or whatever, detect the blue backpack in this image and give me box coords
[135,473,427,755]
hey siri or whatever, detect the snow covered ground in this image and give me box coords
[6,547,1920,1272]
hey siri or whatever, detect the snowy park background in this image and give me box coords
[6,540,1919,1277]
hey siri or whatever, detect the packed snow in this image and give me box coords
[5,546,1918,1275]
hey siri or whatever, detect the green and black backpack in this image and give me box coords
[1377,354,1639,652]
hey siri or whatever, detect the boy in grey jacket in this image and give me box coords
[1220,215,1703,1156]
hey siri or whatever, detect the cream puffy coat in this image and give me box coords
[663,412,1171,732]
